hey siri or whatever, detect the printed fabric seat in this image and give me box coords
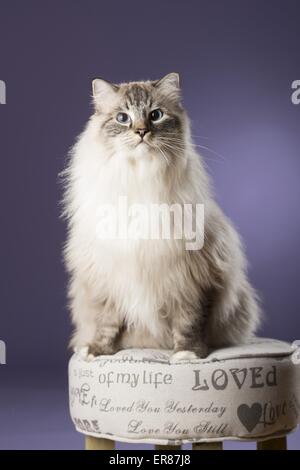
[68,338,300,450]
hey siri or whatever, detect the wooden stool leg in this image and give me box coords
[257,436,287,450]
[85,435,115,450]
[155,445,181,450]
[193,442,223,450]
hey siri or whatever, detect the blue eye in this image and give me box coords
[150,108,163,122]
[116,112,131,124]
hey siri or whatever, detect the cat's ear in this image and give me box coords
[92,78,119,111]
[153,73,181,101]
[154,73,180,89]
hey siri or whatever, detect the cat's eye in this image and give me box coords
[150,108,164,122]
[116,112,131,124]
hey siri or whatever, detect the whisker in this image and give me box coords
[192,144,227,161]
[152,143,170,166]
[157,136,226,162]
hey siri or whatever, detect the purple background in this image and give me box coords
[0,0,299,449]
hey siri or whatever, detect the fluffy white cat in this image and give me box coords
[62,73,260,360]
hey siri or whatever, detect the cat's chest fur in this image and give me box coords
[87,227,179,347]
[72,161,185,343]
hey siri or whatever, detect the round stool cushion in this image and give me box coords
[68,338,300,445]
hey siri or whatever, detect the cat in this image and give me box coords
[62,73,261,361]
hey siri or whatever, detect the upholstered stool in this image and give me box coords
[68,338,300,450]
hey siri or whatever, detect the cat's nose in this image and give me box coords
[135,128,149,138]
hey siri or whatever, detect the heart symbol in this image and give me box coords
[237,403,262,432]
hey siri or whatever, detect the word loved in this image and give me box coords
[192,366,277,391]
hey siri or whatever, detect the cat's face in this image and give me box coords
[92,73,186,162]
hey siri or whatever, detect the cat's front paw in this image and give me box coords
[171,345,209,362]
[75,346,96,362]
[171,350,199,362]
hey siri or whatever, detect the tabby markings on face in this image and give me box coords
[93,74,185,160]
